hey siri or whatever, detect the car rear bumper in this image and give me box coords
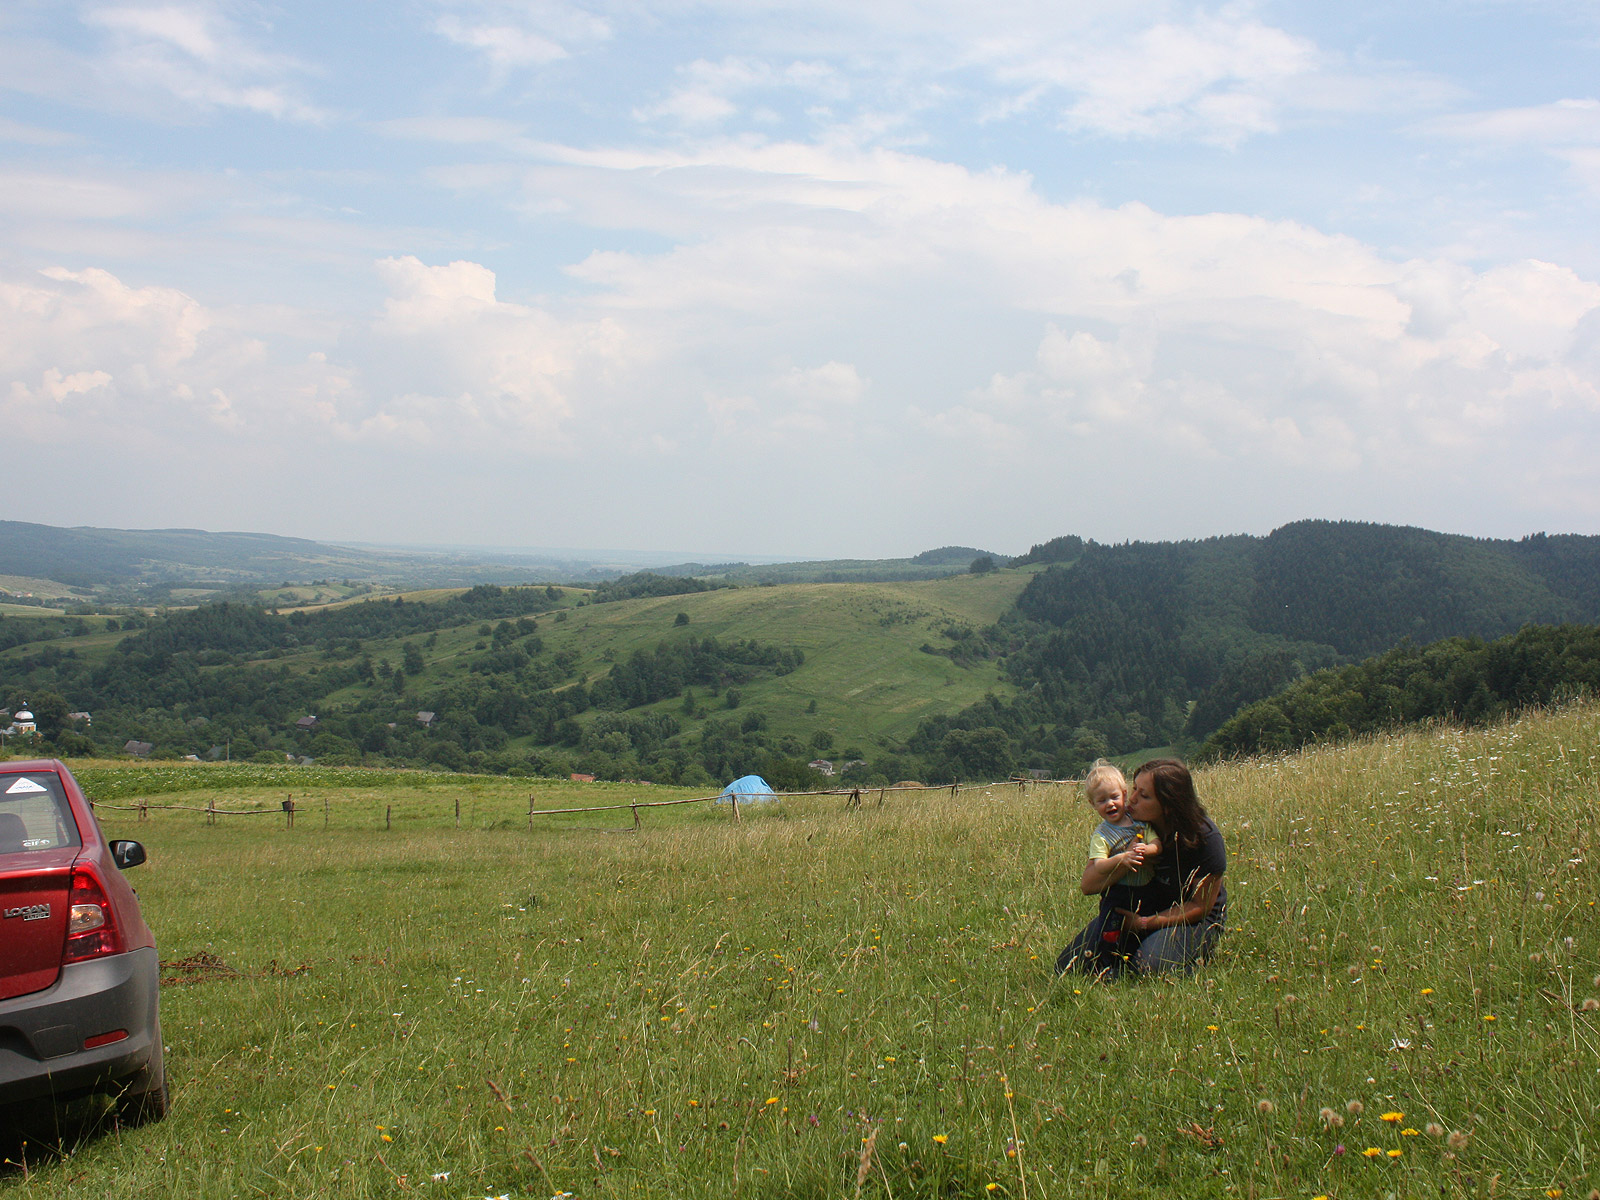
[0,946,160,1103]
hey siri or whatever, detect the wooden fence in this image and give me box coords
[88,777,1071,833]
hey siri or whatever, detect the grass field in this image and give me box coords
[3,703,1599,1198]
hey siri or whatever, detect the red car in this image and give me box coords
[0,759,165,1124]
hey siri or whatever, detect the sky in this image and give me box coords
[2,1,1598,561]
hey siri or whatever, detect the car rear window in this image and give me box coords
[0,773,82,854]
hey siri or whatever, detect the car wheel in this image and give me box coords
[114,1033,168,1127]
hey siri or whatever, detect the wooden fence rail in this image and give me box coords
[87,776,1069,831]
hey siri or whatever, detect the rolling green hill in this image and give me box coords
[8,518,1600,787]
[1,571,1032,785]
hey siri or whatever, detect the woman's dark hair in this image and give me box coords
[1131,757,1209,848]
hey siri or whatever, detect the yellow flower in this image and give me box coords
[1420,988,1433,995]
[1484,1014,1497,1022]
[986,1186,999,1193]
[1388,1149,1403,1158]
[1362,1147,1383,1158]
[765,1097,779,1105]
[1206,1024,1219,1031]
[381,1133,393,1143]
[1545,1190,1563,1199]
[1380,1111,1404,1123]
[933,1134,949,1144]
[1401,1128,1420,1136]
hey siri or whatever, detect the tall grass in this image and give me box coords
[3,705,1597,1198]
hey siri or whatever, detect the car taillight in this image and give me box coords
[62,867,125,964]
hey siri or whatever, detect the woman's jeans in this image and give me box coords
[1056,908,1223,977]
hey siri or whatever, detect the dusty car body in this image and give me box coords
[0,759,164,1124]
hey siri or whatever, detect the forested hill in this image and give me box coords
[907,521,1600,776]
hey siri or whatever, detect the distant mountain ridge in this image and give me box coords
[0,520,1009,596]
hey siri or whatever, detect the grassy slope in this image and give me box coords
[1,573,1025,756]
[547,571,1027,746]
[4,703,1596,1197]
[312,572,1032,752]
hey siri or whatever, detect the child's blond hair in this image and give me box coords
[1082,759,1127,806]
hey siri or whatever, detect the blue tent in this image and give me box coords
[717,774,777,804]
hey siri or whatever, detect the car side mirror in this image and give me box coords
[110,840,147,870]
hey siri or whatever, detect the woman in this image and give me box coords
[1056,757,1226,976]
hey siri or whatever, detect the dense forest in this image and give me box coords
[900,522,1600,778]
[6,522,1600,785]
[1196,623,1600,760]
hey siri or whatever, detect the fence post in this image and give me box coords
[950,783,958,798]
[325,795,330,828]
[139,799,148,822]
[207,799,215,826]
[631,802,640,832]
[729,790,741,823]
[528,795,534,832]
[455,795,461,829]
[283,794,295,830]
[385,804,392,831]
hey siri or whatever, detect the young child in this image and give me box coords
[1078,761,1160,960]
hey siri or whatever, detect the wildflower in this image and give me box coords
[1546,1190,1563,1199]
[1380,1111,1404,1123]
[1387,1149,1403,1159]
[1257,1100,1275,1115]
[430,1173,450,1182]
[1362,1147,1383,1158]
[1425,1123,1444,1137]
[1319,1108,1343,1129]
[1206,1024,1219,1031]
[1333,1145,1345,1156]
[1132,1134,1148,1148]
[1484,1014,1497,1022]
[1346,1100,1364,1115]
[1420,988,1434,995]
[986,1186,999,1193]
[381,1133,393,1143]
[1447,1130,1471,1150]
[688,1099,699,1107]
[1581,998,1599,1012]
[1401,1128,1419,1136]
[765,1097,779,1105]
[933,1134,949,1144]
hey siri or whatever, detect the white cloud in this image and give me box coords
[0,117,83,146]
[429,1,611,77]
[82,2,324,121]
[636,56,847,127]
[1425,97,1600,146]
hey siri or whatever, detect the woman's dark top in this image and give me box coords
[1132,816,1226,925]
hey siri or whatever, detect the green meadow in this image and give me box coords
[2,702,1598,1198]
